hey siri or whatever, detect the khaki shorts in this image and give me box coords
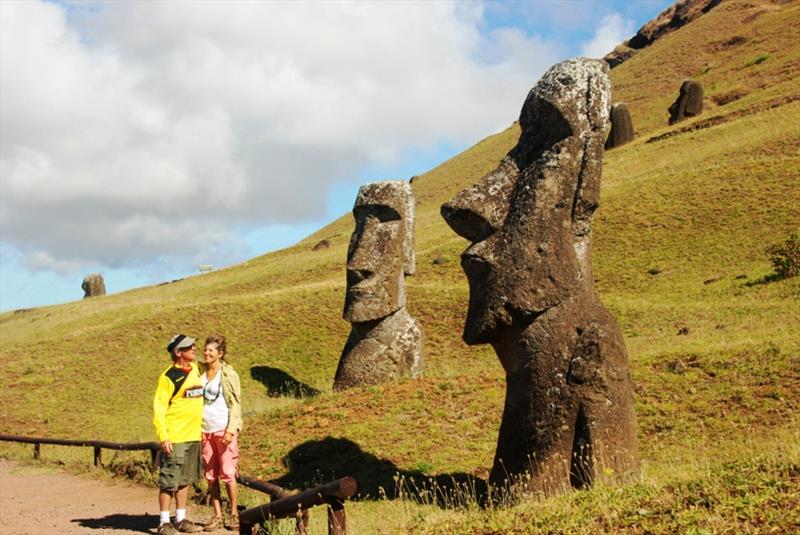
[159,441,202,491]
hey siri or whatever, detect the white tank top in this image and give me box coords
[202,371,229,433]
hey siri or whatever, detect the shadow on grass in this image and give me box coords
[270,436,486,507]
[250,366,320,398]
[72,513,154,533]
[744,273,785,287]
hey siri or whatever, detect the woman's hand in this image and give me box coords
[223,431,234,445]
[160,439,173,455]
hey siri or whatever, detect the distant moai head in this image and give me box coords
[81,273,106,298]
[442,58,610,345]
[605,102,635,149]
[343,181,415,323]
[668,79,704,125]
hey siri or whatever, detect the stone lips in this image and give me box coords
[441,58,639,495]
[334,180,423,391]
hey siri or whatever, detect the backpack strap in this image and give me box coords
[165,366,190,405]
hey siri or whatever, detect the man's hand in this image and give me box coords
[160,439,173,455]
[223,431,234,445]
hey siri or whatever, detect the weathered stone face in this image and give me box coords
[343,181,415,323]
[668,79,704,124]
[441,58,639,495]
[335,180,423,391]
[443,59,609,345]
[81,273,106,298]
[605,102,635,149]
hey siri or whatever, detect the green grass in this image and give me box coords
[1,0,799,532]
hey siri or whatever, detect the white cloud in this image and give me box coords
[580,13,635,58]
[0,0,563,276]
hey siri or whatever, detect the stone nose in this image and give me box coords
[440,202,495,244]
[346,268,373,286]
[441,158,517,243]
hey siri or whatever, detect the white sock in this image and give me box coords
[159,511,171,525]
[176,508,186,523]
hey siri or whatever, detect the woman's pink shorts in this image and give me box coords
[201,430,239,483]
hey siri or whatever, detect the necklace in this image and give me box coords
[203,373,222,404]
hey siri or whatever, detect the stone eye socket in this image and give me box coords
[354,204,401,223]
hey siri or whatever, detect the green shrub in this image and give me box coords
[765,233,800,279]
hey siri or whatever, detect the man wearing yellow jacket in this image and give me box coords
[152,334,204,535]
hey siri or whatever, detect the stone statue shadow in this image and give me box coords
[250,366,320,398]
[744,273,785,287]
[72,513,154,533]
[270,436,486,508]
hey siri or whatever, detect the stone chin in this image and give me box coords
[343,285,402,323]
[460,250,565,345]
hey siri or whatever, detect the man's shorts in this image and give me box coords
[159,441,202,491]
[201,430,239,483]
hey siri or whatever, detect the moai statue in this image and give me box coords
[668,79,703,125]
[441,58,639,496]
[81,273,106,298]
[333,181,423,391]
[605,102,635,149]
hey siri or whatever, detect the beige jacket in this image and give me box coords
[201,361,243,434]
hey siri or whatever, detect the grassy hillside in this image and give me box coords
[2,0,799,532]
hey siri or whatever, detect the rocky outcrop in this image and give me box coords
[668,79,704,124]
[82,273,106,298]
[333,181,423,390]
[441,59,639,496]
[605,102,635,149]
[605,0,722,68]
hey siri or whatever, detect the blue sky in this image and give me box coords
[0,0,672,312]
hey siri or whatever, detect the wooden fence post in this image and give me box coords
[296,510,309,535]
[33,442,40,460]
[326,497,346,535]
[93,446,102,467]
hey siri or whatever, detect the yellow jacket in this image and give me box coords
[152,362,204,443]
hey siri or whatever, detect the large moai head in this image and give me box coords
[343,181,415,323]
[668,79,704,125]
[441,59,638,494]
[442,58,610,346]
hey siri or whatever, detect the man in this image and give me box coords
[152,334,205,534]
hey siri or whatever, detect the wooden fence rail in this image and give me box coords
[1,434,357,534]
[239,476,357,535]
[0,433,159,466]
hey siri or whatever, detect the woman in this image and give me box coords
[200,334,242,531]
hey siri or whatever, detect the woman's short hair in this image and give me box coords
[205,334,227,359]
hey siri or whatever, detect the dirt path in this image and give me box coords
[0,459,212,534]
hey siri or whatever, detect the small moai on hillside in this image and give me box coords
[82,273,106,298]
[605,102,635,149]
[441,58,640,497]
[668,79,704,125]
[333,181,423,391]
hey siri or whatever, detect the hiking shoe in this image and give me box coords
[175,519,204,533]
[203,515,222,531]
[158,523,179,535]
